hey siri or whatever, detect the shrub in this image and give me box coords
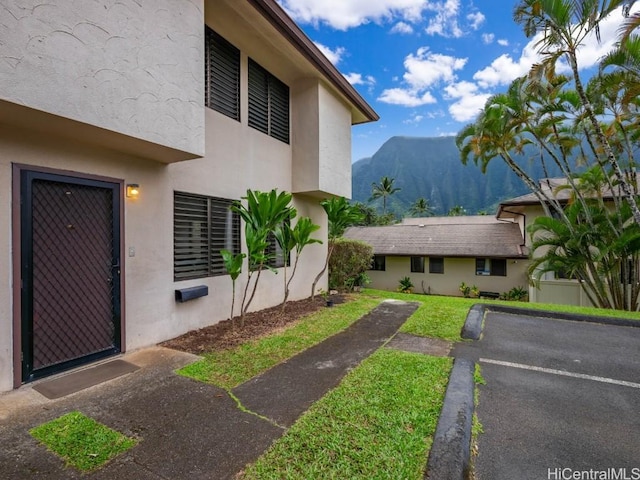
[397,276,414,293]
[500,286,528,302]
[328,239,373,292]
[459,282,479,298]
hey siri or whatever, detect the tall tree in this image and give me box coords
[370,176,401,214]
[513,0,640,226]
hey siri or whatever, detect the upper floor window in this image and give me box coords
[476,258,507,277]
[248,58,290,144]
[429,257,444,274]
[410,256,425,273]
[205,26,240,121]
[174,192,240,281]
[370,255,386,271]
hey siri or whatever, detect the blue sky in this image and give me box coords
[277,0,633,162]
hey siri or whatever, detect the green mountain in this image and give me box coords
[352,136,562,216]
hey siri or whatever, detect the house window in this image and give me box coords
[205,26,240,121]
[174,192,240,280]
[411,256,425,273]
[370,255,386,271]
[429,257,444,274]
[248,58,290,144]
[476,258,507,277]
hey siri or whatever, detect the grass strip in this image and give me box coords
[29,411,137,471]
[241,349,452,480]
[178,297,380,389]
[362,289,640,342]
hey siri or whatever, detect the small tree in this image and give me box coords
[274,216,322,312]
[311,197,364,298]
[220,249,245,328]
[232,189,295,325]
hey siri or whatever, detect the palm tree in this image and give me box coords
[369,176,401,215]
[513,0,640,226]
[408,197,434,217]
[447,205,466,216]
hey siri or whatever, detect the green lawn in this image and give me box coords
[179,288,638,479]
[241,349,452,480]
[29,411,137,471]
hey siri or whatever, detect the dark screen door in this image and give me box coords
[21,171,121,382]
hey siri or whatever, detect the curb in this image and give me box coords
[425,357,475,480]
[462,303,640,339]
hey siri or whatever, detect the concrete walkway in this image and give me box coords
[0,300,420,480]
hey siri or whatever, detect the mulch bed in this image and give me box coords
[160,294,346,355]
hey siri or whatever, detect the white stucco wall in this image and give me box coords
[0,0,205,157]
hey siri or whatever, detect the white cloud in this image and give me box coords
[424,0,463,38]
[467,11,485,30]
[314,42,345,65]
[278,0,427,30]
[403,113,425,124]
[344,73,377,88]
[378,88,437,106]
[403,47,467,89]
[472,37,541,88]
[482,33,494,44]
[444,81,490,122]
[497,38,509,46]
[390,21,414,34]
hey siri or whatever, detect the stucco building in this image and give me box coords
[0,0,377,390]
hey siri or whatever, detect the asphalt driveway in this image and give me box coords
[453,311,640,480]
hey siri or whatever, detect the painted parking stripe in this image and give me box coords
[480,358,640,390]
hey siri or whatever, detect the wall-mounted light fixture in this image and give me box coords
[126,184,140,199]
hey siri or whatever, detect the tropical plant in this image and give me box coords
[220,249,246,328]
[370,176,401,215]
[397,276,414,294]
[408,197,434,217]
[274,217,322,312]
[459,281,479,298]
[311,197,364,299]
[500,286,528,302]
[232,189,296,325]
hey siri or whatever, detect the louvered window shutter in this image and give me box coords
[248,59,290,144]
[174,192,240,280]
[248,59,269,135]
[205,26,240,121]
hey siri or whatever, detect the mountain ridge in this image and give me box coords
[351,135,558,216]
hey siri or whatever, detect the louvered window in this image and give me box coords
[174,192,240,281]
[475,258,506,277]
[248,58,290,144]
[205,26,240,121]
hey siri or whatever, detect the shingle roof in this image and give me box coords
[343,222,527,258]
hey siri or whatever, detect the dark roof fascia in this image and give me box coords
[246,0,379,124]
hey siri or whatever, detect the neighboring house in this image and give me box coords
[344,216,529,297]
[0,0,377,391]
[496,179,596,307]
